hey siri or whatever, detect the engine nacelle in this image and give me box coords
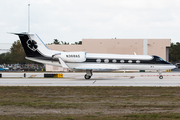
[60,52,86,62]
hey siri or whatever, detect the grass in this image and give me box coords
[0,86,180,119]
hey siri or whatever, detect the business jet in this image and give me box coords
[12,32,175,79]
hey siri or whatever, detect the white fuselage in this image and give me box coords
[26,53,176,71]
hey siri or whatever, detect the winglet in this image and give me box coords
[58,57,69,68]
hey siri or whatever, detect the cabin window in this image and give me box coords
[128,60,132,63]
[112,59,117,63]
[136,60,140,63]
[120,60,124,63]
[104,59,109,63]
[96,59,101,63]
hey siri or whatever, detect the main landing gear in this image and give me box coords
[84,70,93,80]
[158,70,163,79]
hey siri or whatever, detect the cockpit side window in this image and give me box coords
[156,57,164,61]
[156,58,160,61]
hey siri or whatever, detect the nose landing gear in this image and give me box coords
[158,70,163,79]
[159,75,163,79]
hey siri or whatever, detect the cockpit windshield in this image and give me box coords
[156,57,164,61]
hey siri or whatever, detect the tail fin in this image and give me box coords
[11,32,59,57]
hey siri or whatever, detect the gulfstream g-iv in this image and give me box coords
[12,32,176,79]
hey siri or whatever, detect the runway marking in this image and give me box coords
[141,75,180,77]
[93,76,135,79]
[93,80,96,84]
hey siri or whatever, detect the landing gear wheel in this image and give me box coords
[84,74,91,79]
[159,75,163,79]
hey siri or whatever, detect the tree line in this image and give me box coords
[169,42,180,63]
[0,40,180,64]
[0,40,33,64]
[52,39,82,45]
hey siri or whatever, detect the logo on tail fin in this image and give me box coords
[27,39,38,51]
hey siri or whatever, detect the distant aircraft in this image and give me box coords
[12,32,175,79]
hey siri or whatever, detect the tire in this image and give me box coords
[159,75,163,79]
[84,74,91,79]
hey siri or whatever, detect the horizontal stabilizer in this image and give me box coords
[8,32,34,35]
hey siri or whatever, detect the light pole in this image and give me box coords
[28,3,30,33]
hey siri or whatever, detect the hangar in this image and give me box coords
[46,38,171,71]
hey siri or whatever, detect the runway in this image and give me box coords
[0,72,180,86]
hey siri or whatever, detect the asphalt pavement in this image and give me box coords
[0,72,180,86]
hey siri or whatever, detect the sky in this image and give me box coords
[0,0,180,51]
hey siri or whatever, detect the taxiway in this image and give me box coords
[0,72,180,86]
